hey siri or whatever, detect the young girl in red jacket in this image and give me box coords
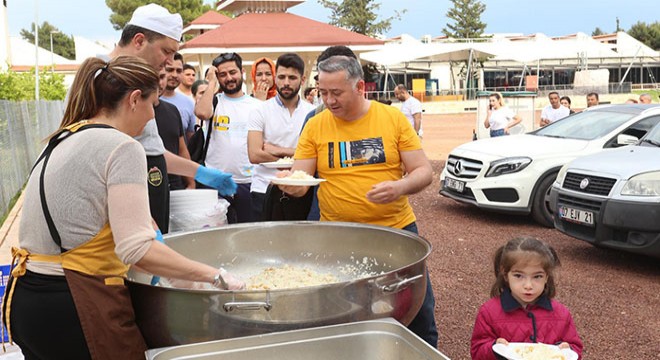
[470,237,583,360]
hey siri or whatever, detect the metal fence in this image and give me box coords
[0,100,64,219]
[366,82,638,102]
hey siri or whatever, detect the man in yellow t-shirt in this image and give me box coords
[277,55,437,347]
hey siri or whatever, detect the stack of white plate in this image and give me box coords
[169,189,227,233]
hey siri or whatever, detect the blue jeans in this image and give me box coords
[402,222,439,348]
[490,128,506,137]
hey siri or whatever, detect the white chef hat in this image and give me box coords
[127,3,183,41]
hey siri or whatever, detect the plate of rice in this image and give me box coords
[492,342,578,360]
[270,170,325,186]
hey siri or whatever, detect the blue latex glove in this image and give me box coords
[195,166,237,196]
[150,229,164,286]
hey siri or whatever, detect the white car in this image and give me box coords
[550,119,660,258]
[439,104,660,227]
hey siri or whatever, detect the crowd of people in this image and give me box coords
[12,2,660,358]
[539,90,656,128]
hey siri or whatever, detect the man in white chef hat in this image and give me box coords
[104,4,237,234]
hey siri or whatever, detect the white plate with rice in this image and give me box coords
[492,342,578,360]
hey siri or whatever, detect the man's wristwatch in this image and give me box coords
[212,268,228,289]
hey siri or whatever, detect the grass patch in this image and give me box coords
[0,190,22,229]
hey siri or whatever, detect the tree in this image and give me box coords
[318,0,405,38]
[627,21,660,50]
[592,27,605,36]
[442,0,486,39]
[318,0,405,83]
[106,0,213,30]
[442,0,487,98]
[20,22,75,60]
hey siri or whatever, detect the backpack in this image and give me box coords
[187,94,219,165]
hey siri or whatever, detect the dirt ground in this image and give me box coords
[414,113,660,359]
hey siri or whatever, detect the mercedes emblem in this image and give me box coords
[454,160,463,176]
[579,178,590,190]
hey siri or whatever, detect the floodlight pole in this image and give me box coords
[34,0,39,100]
[50,30,59,73]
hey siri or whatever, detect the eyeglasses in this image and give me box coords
[212,53,239,67]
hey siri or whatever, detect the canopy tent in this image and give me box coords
[360,41,497,93]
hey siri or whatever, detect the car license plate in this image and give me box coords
[444,178,465,193]
[558,206,594,226]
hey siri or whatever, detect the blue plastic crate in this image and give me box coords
[0,264,11,342]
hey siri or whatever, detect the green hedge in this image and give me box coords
[0,69,66,100]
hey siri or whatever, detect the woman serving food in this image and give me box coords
[2,56,243,360]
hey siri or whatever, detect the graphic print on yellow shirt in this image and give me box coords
[296,101,421,228]
[331,137,385,168]
[213,115,230,131]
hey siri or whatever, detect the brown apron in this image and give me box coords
[3,122,147,359]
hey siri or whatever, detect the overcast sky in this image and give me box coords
[6,0,659,44]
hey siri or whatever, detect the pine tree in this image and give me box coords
[105,0,213,30]
[20,22,76,60]
[627,21,660,50]
[442,0,486,39]
[318,0,405,38]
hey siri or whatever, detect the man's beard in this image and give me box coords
[277,85,300,100]
[220,78,243,95]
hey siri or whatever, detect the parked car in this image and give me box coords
[439,104,660,227]
[550,114,660,258]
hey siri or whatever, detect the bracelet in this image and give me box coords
[212,268,228,289]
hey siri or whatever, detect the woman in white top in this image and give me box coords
[4,56,244,359]
[484,92,522,137]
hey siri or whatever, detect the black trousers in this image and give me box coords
[3,271,92,360]
[250,191,266,221]
[146,155,170,234]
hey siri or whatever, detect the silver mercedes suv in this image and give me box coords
[550,105,660,258]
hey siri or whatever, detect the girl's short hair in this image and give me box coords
[490,236,561,298]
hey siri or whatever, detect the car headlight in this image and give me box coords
[555,164,570,186]
[621,171,660,196]
[485,157,532,177]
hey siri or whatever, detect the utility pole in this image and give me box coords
[34,0,40,100]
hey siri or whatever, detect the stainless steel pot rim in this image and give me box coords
[129,221,432,294]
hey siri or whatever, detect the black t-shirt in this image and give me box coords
[155,100,185,189]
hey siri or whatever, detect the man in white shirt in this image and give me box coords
[394,84,423,136]
[540,91,569,126]
[195,52,260,223]
[247,53,315,221]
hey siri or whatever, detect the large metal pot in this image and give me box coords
[127,221,431,348]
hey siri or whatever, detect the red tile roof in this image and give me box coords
[182,12,383,49]
[189,10,232,26]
